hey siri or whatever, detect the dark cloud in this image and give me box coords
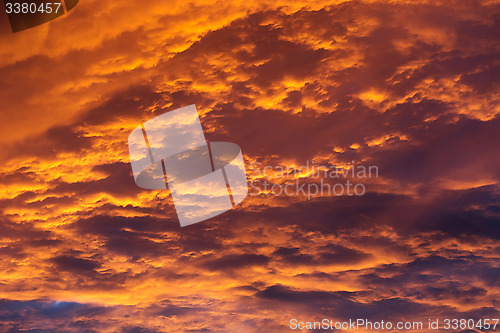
[0,299,113,332]
[5,124,96,160]
[203,253,270,271]
[271,244,370,266]
[372,114,500,186]
[460,63,500,94]
[70,215,178,258]
[0,245,26,259]
[51,255,101,274]
[318,244,371,264]
[358,255,500,308]
[257,284,440,321]
[51,162,141,199]
[81,85,164,126]
[422,283,487,301]
[70,213,237,259]
[148,300,206,318]
[272,247,300,257]
[0,217,61,248]
[120,327,162,333]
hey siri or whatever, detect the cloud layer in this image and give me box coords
[0,0,498,331]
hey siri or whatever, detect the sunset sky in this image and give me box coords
[0,0,499,332]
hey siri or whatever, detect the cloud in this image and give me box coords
[51,255,102,274]
[0,0,499,331]
[202,253,270,271]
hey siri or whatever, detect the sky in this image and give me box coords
[0,0,499,332]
